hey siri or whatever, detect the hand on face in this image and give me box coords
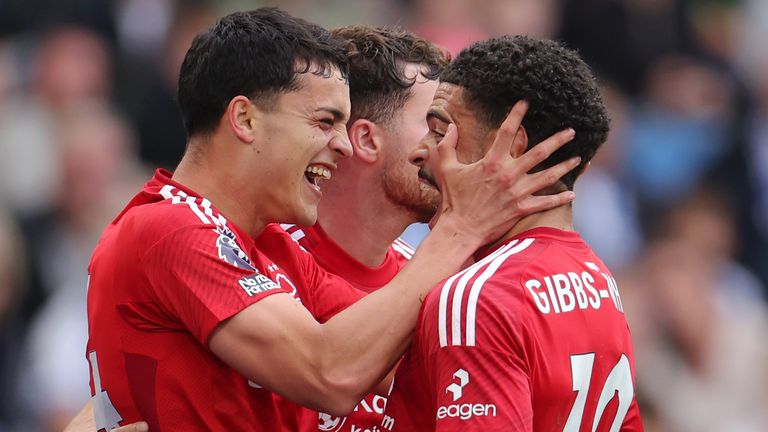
[420,100,580,246]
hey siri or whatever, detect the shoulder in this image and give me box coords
[117,190,231,257]
[257,224,311,258]
[390,237,416,261]
[422,238,544,348]
[425,237,545,308]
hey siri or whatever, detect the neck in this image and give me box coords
[317,166,416,267]
[476,203,574,258]
[172,139,268,238]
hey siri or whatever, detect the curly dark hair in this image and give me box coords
[177,8,348,137]
[331,25,448,126]
[441,35,610,190]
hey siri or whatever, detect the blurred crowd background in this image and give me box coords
[0,0,766,430]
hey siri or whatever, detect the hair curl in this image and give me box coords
[331,25,448,126]
[441,35,610,189]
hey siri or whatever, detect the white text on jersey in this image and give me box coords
[525,268,624,314]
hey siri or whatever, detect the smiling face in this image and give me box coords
[253,68,352,226]
[411,82,495,190]
[379,68,441,222]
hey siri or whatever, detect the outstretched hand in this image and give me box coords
[429,100,579,247]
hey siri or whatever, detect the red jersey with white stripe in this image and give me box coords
[86,169,363,432]
[281,223,413,432]
[384,227,643,432]
[281,223,413,293]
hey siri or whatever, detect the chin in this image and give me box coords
[294,209,318,227]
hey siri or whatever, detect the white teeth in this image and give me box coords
[305,165,331,180]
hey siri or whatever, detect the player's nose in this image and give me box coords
[330,130,353,160]
[409,145,429,167]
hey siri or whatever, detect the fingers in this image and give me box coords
[435,123,458,165]
[485,100,528,161]
[519,156,581,196]
[515,128,576,174]
[515,191,576,215]
[434,124,460,189]
[111,422,149,432]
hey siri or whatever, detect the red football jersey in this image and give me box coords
[281,223,413,432]
[86,170,363,431]
[384,227,643,431]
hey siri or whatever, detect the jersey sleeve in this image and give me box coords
[293,243,366,323]
[139,225,291,345]
[427,266,535,431]
[431,345,532,431]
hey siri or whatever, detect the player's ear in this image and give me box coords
[226,95,259,144]
[509,125,528,158]
[348,119,382,163]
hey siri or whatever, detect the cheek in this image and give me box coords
[409,120,430,141]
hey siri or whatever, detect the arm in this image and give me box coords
[63,401,96,432]
[209,101,579,415]
[63,400,148,432]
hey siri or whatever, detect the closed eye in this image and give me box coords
[317,118,335,130]
[430,129,446,143]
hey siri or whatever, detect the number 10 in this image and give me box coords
[563,353,633,432]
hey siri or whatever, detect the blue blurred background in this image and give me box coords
[0,0,766,430]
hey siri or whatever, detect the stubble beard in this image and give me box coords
[381,160,439,224]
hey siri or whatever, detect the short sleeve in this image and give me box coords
[141,225,291,345]
[260,229,365,323]
[302,262,365,322]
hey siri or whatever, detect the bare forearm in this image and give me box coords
[63,400,96,432]
[211,221,482,415]
[313,220,481,406]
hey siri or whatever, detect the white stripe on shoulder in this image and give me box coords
[277,224,309,251]
[289,229,305,242]
[451,240,521,346]
[158,185,224,226]
[200,198,226,226]
[465,238,535,346]
[183,195,210,224]
[393,238,416,255]
[438,241,518,348]
[391,241,413,260]
[159,185,175,200]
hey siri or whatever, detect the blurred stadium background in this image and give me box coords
[0,0,766,430]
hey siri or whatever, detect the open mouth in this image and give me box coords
[304,164,332,189]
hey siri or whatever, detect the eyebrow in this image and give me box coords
[316,107,348,123]
[426,110,451,125]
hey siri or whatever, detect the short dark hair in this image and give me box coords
[331,25,448,126]
[441,35,610,189]
[177,8,348,136]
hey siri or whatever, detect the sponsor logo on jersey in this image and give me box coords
[436,369,497,421]
[319,412,346,431]
[319,395,388,431]
[215,225,255,270]
[238,273,280,296]
[446,369,469,401]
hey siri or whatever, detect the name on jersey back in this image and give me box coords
[524,264,624,315]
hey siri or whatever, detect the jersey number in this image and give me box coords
[88,351,124,431]
[563,353,633,432]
